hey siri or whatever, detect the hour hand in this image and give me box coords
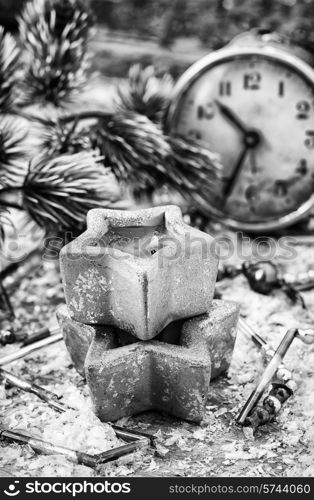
[215,99,248,135]
[223,145,249,199]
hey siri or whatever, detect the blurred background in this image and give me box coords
[2,0,314,79]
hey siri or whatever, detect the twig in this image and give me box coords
[1,368,153,465]
[0,333,63,366]
[0,367,155,445]
[238,318,275,361]
[0,428,99,468]
[0,368,66,412]
[60,111,112,124]
[0,248,42,292]
[0,426,149,467]
[22,324,59,347]
[96,440,148,464]
[11,108,112,126]
[0,281,15,319]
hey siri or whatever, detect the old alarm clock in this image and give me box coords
[165,31,314,232]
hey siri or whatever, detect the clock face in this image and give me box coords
[167,48,314,230]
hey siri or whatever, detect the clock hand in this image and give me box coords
[215,99,248,134]
[215,99,262,199]
[215,99,262,146]
[223,128,262,199]
[250,149,258,174]
[223,145,249,199]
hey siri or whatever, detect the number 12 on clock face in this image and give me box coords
[168,51,314,229]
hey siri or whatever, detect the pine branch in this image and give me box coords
[19,108,223,209]
[22,152,120,231]
[91,111,172,191]
[10,109,111,125]
[19,0,93,106]
[0,27,20,112]
[10,101,222,213]
[20,0,93,54]
[90,111,222,205]
[41,118,92,155]
[167,135,223,204]
[116,64,174,123]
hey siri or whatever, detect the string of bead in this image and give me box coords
[245,365,296,430]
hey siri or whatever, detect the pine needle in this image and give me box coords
[0,179,13,245]
[22,152,120,231]
[41,118,92,155]
[0,117,28,185]
[167,135,223,204]
[45,0,93,43]
[116,64,174,123]
[19,0,93,106]
[92,111,222,208]
[92,111,171,191]
[0,27,20,112]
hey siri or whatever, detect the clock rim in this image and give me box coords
[165,45,314,232]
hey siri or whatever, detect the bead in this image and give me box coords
[276,368,292,382]
[264,346,275,358]
[242,261,278,294]
[255,407,271,426]
[283,273,295,284]
[273,386,290,403]
[297,272,309,283]
[0,329,16,345]
[285,379,297,393]
[264,395,282,414]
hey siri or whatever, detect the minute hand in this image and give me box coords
[215,99,248,134]
[223,146,248,199]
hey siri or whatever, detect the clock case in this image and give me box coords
[165,30,314,233]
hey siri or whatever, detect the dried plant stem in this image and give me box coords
[11,109,112,126]
[0,281,15,319]
[0,333,63,366]
[0,428,98,468]
[60,111,112,123]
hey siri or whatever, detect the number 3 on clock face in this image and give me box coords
[166,45,314,232]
